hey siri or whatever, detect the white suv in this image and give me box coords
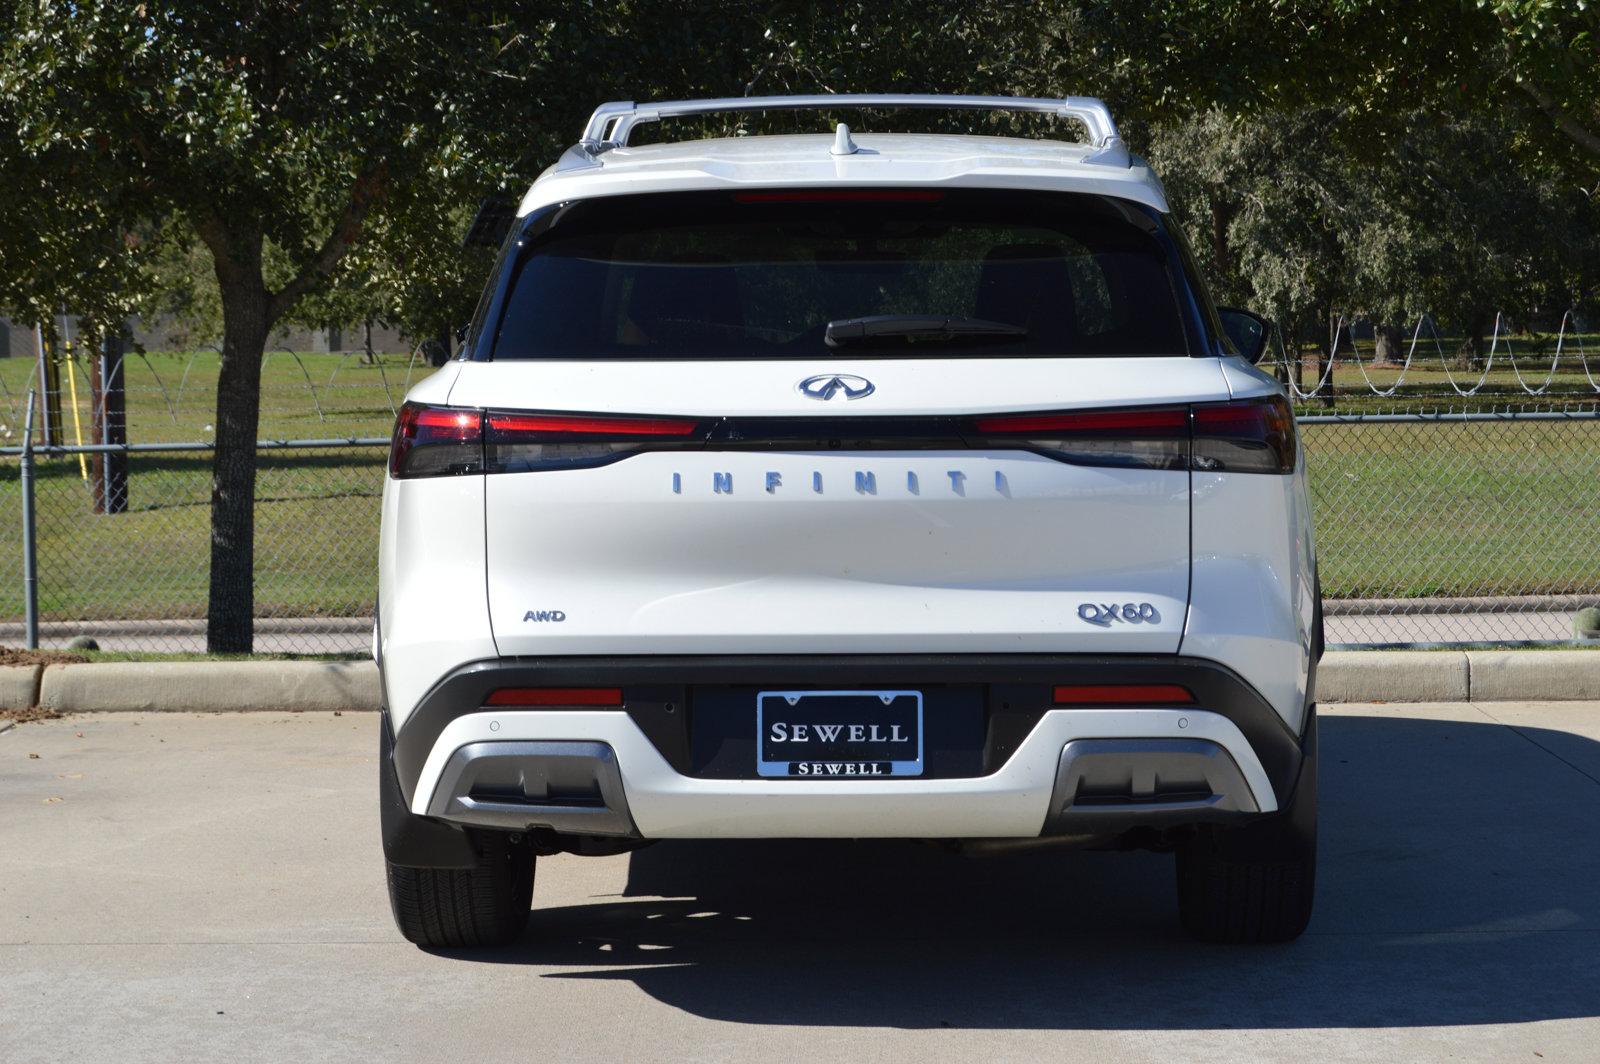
[377,95,1321,947]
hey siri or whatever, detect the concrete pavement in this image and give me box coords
[4,704,1600,1063]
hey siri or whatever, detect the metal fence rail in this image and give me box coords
[2,409,1598,653]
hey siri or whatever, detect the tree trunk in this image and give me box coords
[1209,199,1232,284]
[1453,314,1488,370]
[206,271,272,653]
[1372,323,1403,367]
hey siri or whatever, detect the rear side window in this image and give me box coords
[488,189,1195,360]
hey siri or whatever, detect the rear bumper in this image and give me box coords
[386,654,1309,845]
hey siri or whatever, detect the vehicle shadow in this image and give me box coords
[464,713,1600,1030]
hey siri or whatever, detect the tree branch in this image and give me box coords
[1513,77,1600,161]
[193,209,246,289]
[268,160,388,321]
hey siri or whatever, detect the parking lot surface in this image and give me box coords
[4,702,1600,1063]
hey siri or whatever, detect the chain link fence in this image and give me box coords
[1302,409,1600,645]
[0,438,387,653]
[2,342,1600,653]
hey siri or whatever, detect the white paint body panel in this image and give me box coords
[412,708,1277,836]
[444,355,1230,418]
[522,133,1170,216]
[485,448,1189,658]
[469,356,1217,661]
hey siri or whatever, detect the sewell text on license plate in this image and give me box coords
[756,690,924,778]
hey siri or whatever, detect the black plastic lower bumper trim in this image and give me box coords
[389,654,1308,809]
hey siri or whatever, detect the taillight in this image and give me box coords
[1192,396,1297,474]
[967,397,1296,475]
[484,411,705,472]
[1052,684,1195,705]
[969,407,1190,471]
[389,403,483,478]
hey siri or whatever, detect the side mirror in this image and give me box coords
[1216,307,1270,364]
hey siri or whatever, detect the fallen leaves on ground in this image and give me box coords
[0,646,88,666]
[1,707,65,724]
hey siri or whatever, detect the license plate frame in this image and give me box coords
[755,689,924,778]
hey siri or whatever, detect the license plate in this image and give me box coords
[756,690,923,778]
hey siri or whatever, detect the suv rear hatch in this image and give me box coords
[431,188,1242,656]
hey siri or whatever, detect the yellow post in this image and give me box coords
[63,339,89,479]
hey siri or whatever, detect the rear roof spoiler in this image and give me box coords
[575,94,1129,168]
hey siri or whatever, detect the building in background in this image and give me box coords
[0,314,412,356]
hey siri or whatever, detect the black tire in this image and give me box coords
[386,830,535,948]
[1176,711,1317,944]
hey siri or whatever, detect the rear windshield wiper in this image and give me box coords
[824,315,1029,348]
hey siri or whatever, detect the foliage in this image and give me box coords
[1149,106,1600,346]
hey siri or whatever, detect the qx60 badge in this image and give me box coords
[797,374,874,401]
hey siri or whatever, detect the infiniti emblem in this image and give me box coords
[797,373,875,401]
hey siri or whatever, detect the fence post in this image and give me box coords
[34,324,63,447]
[91,330,129,514]
[21,390,40,650]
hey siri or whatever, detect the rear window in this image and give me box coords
[487,189,1195,360]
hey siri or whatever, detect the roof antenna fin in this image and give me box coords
[830,122,859,156]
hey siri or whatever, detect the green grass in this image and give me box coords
[0,348,423,445]
[1302,418,1600,599]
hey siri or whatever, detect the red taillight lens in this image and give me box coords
[486,412,702,437]
[969,398,1295,475]
[484,410,704,472]
[389,402,483,478]
[968,406,1190,471]
[973,408,1189,436]
[484,687,624,707]
[1192,396,1297,474]
[1052,684,1195,706]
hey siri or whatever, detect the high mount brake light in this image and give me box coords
[967,398,1296,475]
[733,189,945,203]
[1052,684,1195,706]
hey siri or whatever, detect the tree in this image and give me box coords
[1084,1,1600,176]
[0,3,583,650]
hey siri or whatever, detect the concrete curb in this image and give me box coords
[1319,650,1600,703]
[35,661,380,713]
[1,665,44,711]
[1466,651,1600,702]
[2,652,1598,716]
[1318,651,1470,703]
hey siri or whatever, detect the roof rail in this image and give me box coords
[577,94,1129,167]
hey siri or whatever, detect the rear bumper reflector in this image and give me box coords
[484,687,625,707]
[1052,683,1195,706]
